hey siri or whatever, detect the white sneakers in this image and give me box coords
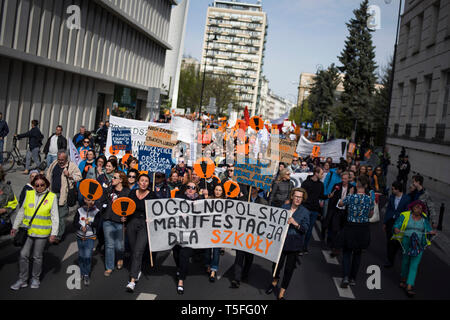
[10,280,28,291]
[126,281,136,293]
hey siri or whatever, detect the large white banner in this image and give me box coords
[170,116,199,144]
[145,199,292,263]
[296,135,348,164]
[106,116,170,158]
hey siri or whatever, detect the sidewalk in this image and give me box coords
[386,165,450,266]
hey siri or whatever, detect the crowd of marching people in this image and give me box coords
[0,118,439,299]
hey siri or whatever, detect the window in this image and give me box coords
[410,79,417,119]
[418,123,426,138]
[424,75,432,117]
[428,2,440,46]
[397,83,404,118]
[400,23,410,59]
[405,124,412,137]
[435,124,446,140]
[413,13,424,54]
[443,71,450,118]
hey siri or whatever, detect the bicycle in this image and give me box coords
[1,136,26,172]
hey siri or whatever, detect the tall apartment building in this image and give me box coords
[201,0,268,116]
[387,0,450,194]
[0,0,177,151]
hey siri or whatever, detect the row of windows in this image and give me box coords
[206,57,258,69]
[209,19,262,29]
[214,5,263,14]
[209,43,259,54]
[208,26,262,39]
[396,70,450,120]
[392,123,446,141]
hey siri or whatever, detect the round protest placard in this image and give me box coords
[223,180,240,198]
[79,179,103,201]
[112,197,137,216]
[193,157,215,179]
[249,116,264,132]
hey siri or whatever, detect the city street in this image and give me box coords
[1,166,449,300]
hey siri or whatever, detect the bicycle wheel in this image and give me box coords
[0,152,15,172]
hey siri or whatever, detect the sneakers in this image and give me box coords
[10,279,28,291]
[104,270,113,277]
[83,275,90,286]
[231,280,240,289]
[30,279,40,289]
[340,277,349,289]
[126,281,136,293]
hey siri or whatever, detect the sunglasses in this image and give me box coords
[187,185,197,190]
[112,176,120,180]
[83,141,90,143]
[128,175,137,179]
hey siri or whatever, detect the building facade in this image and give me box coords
[297,72,345,107]
[387,0,450,194]
[201,0,267,116]
[258,77,294,120]
[0,0,177,151]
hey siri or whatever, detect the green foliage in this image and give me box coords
[177,65,237,116]
[289,99,314,125]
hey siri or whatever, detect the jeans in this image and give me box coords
[303,211,319,250]
[46,154,57,168]
[0,139,4,163]
[19,237,47,282]
[272,251,298,290]
[342,248,362,280]
[127,218,148,280]
[103,220,124,271]
[204,248,221,272]
[77,238,95,276]
[25,147,41,171]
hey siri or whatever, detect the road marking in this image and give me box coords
[136,293,157,300]
[322,250,339,265]
[62,241,78,262]
[333,277,355,299]
[312,226,320,242]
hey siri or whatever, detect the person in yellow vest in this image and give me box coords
[10,174,59,290]
[392,200,436,297]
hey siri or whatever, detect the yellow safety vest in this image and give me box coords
[391,211,431,246]
[23,191,56,237]
[6,196,18,211]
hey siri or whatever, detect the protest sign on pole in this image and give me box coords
[69,139,82,166]
[145,198,291,263]
[111,127,132,152]
[296,135,348,164]
[145,126,178,149]
[234,159,274,192]
[138,145,173,176]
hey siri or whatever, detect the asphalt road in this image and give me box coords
[1,216,449,300]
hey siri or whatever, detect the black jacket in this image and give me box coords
[43,134,68,155]
[99,187,131,223]
[301,176,327,213]
[17,127,44,150]
[0,120,9,138]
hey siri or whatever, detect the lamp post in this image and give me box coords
[383,0,403,148]
[199,31,218,118]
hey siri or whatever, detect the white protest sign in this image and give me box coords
[106,116,170,158]
[290,172,313,188]
[170,116,199,144]
[296,135,348,164]
[145,199,291,263]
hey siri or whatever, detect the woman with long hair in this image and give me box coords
[270,169,293,208]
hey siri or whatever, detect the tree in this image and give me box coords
[337,0,378,141]
[307,63,341,121]
[289,99,314,125]
[372,57,393,145]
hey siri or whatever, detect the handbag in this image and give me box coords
[66,162,78,207]
[13,192,49,247]
[369,203,380,223]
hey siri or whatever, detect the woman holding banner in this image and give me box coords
[125,174,156,293]
[100,171,130,277]
[204,184,225,282]
[266,187,310,300]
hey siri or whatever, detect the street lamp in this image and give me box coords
[199,30,218,117]
[384,0,403,148]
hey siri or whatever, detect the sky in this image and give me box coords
[182,0,401,103]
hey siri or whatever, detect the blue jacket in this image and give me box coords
[323,169,342,195]
[384,193,411,224]
[281,204,310,252]
[0,120,9,138]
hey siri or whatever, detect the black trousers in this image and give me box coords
[233,250,254,282]
[385,219,401,265]
[172,245,193,281]
[126,218,148,280]
[271,251,299,290]
[342,248,362,279]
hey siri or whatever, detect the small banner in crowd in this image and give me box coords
[145,126,178,149]
[290,173,313,188]
[111,128,132,152]
[234,159,274,192]
[296,135,348,163]
[268,138,297,164]
[145,199,291,263]
[138,145,173,176]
